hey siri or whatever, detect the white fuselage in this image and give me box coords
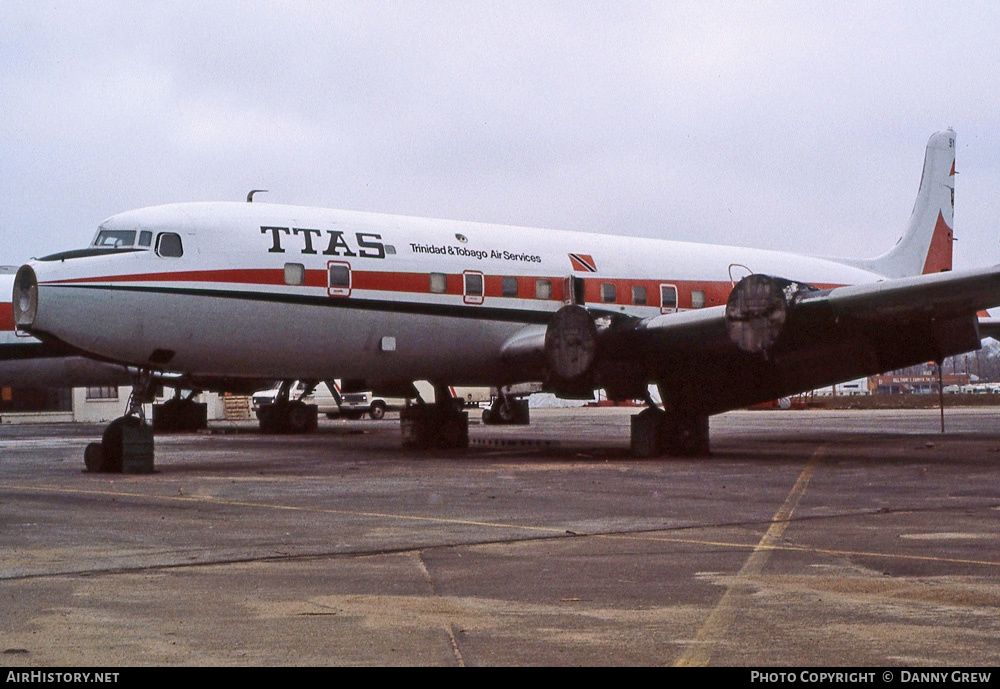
[23,202,883,388]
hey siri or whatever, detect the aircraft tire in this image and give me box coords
[257,404,284,433]
[154,398,208,432]
[664,415,710,456]
[101,416,142,473]
[84,442,105,472]
[498,401,515,423]
[287,401,314,434]
[434,411,469,449]
[489,398,528,425]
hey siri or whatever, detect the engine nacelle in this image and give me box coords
[13,265,38,331]
[726,274,816,354]
[544,304,598,382]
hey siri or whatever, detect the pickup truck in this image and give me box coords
[337,390,401,420]
[251,381,403,420]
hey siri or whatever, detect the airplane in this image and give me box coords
[10,129,1000,469]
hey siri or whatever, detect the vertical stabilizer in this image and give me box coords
[836,130,955,278]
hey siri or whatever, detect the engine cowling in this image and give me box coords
[725,274,797,354]
[13,265,38,331]
[544,304,598,381]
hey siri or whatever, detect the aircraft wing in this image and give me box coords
[977,317,1000,341]
[517,265,1000,416]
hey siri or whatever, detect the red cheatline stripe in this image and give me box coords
[43,268,500,297]
[43,268,455,295]
[37,267,843,309]
[0,303,14,331]
[44,268,285,286]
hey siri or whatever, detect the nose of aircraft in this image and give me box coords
[13,265,38,330]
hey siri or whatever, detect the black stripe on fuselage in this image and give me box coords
[0,339,86,361]
[37,248,147,262]
[47,283,559,324]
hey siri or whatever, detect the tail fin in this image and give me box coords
[836,129,955,278]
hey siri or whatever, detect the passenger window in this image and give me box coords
[691,290,706,309]
[464,271,484,305]
[429,272,447,294]
[535,279,552,300]
[502,276,518,298]
[660,284,678,313]
[156,233,183,258]
[601,283,616,303]
[328,262,351,297]
[465,272,483,296]
[632,285,647,305]
[284,263,305,286]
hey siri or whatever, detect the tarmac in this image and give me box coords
[1,406,999,666]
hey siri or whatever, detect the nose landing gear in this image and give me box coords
[84,370,156,473]
[482,388,530,425]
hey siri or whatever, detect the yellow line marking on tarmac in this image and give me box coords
[6,477,1000,572]
[415,552,466,667]
[594,533,1000,567]
[673,449,822,667]
[3,483,569,534]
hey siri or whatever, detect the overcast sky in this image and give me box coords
[3,0,999,269]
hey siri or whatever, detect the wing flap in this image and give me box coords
[811,265,1000,321]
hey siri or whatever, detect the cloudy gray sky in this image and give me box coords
[3,0,999,269]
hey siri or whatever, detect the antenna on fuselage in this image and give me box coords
[246,189,268,203]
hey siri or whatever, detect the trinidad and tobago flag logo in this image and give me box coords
[568,253,597,272]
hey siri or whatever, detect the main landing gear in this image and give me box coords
[400,385,469,450]
[629,392,709,458]
[85,370,156,474]
[152,390,208,432]
[481,388,530,426]
[257,380,319,434]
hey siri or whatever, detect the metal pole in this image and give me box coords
[938,361,945,433]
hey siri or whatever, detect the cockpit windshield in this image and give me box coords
[92,229,154,249]
[93,230,135,247]
[38,228,160,261]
